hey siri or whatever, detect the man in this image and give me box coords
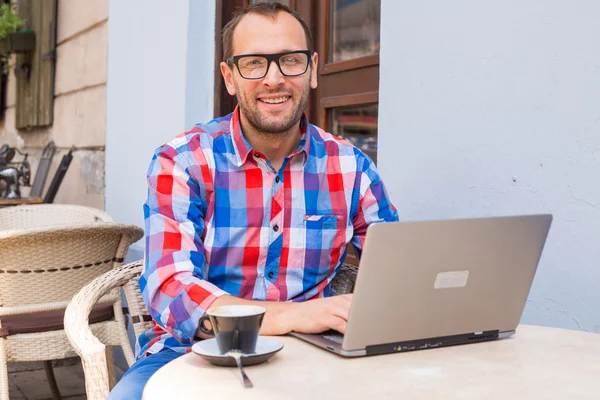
[108,2,397,399]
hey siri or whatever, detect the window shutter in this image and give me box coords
[15,0,57,129]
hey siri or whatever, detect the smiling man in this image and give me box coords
[107,3,397,399]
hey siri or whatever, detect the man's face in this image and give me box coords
[221,12,318,134]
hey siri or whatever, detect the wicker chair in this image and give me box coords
[64,260,358,400]
[0,222,143,400]
[65,260,151,400]
[0,204,113,230]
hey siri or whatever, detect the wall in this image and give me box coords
[0,0,108,208]
[105,0,215,258]
[378,0,600,332]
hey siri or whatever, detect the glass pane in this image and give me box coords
[330,0,381,63]
[329,104,378,163]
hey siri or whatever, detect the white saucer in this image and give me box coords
[192,336,284,367]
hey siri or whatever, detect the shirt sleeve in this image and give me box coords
[140,143,227,344]
[351,154,399,258]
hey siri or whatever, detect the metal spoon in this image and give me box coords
[227,350,253,388]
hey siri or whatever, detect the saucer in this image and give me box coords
[192,336,284,367]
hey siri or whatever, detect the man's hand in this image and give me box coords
[198,294,353,339]
[261,294,353,336]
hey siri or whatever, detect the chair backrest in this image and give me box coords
[0,223,143,308]
[29,141,56,198]
[123,268,154,339]
[43,149,73,204]
[0,204,112,231]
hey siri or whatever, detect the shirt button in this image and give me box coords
[273,224,279,232]
[268,272,274,279]
[275,176,280,183]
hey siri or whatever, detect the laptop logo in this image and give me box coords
[434,271,469,289]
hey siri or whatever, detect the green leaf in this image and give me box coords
[0,3,24,40]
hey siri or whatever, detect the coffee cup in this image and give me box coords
[198,305,266,354]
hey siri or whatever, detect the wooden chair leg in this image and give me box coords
[43,360,62,399]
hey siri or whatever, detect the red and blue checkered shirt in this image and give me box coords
[138,107,398,358]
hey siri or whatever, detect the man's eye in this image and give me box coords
[282,57,300,64]
[242,58,265,68]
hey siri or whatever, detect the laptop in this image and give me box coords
[290,214,553,357]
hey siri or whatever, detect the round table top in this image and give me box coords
[142,325,600,399]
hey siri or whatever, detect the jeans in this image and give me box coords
[107,349,184,400]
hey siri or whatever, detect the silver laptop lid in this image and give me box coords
[342,214,553,351]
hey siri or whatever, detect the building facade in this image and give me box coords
[1,0,598,334]
[0,0,108,208]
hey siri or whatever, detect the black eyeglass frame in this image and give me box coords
[226,50,313,80]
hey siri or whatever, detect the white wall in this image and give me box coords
[106,0,215,257]
[378,0,600,332]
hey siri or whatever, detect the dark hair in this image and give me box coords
[222,2,313,62]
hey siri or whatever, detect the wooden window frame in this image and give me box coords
[214,0,380,267]
[214,0,300,118]
[214,0,380,124]
[311,0,380,130]
[214,0,245,118]
[214,0,379,125]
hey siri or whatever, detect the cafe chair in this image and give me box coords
[65,260,149,400]
[0,222,143,400]
[64,259,359,400]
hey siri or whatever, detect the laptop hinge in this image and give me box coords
[365,330,500,356]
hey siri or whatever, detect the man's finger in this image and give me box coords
[329,316,347,334]
[335,294,352,304]
[330,304,351,322]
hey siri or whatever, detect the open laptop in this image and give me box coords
[290,214,553,357]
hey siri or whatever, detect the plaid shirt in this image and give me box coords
[139,107,398,358]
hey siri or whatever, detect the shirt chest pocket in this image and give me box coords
[302,214,347,269]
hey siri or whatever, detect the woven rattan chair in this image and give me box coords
[64,260,358,399]
[0,223,143,400]
[0,204,114,398]
[0,204,113,230]
[65,260,151,400]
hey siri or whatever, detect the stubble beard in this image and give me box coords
[235,79,310,136]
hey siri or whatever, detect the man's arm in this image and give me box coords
[142,143,229,344]
[351,154,399,257]
[202,154,397,338]
[143,141,353,343]
[196,293,352,339]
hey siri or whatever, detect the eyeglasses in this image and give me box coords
[226,50,312,80]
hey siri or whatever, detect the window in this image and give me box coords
[330,103,378,161]
[314,0,380,164]
[215,0,381,265]
[215,2,381,163]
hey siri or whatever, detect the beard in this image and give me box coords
[234,79,310,135]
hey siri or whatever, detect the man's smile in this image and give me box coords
[259,96,290,104]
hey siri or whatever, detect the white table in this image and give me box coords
[143,325,600,399]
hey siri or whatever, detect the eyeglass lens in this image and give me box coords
[237,52,309,79]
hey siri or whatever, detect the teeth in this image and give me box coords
[260,97,289,104]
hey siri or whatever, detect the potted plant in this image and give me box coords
[0,3,35,55]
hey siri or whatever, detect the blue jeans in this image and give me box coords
[107,350,184,400]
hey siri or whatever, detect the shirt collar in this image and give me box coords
[230,106,311,167]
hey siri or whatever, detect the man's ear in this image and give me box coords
[220,62,237,95]
[310,52,318,89]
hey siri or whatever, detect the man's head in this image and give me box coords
[220,2,318,135]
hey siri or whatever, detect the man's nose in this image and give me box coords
[262,60,285,86]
